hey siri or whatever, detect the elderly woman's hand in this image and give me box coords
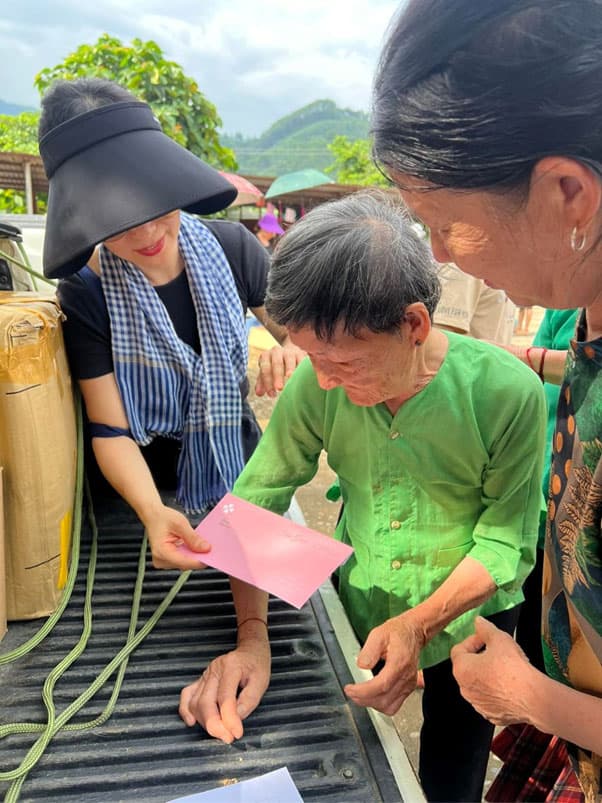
[451,616,541,726]
[344,614,425,715]
[144,504,211,570]
[255,340,306,397]
[179,629,271,743]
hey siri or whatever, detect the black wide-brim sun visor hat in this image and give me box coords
[39,101,238,279]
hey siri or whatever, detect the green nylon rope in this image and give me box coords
[2,546,190,801]
[0,396,191,801]
[0,242,55,289]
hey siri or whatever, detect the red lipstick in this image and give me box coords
[136,236,165,257]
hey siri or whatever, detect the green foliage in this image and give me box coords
[0,189,25,213]
[222,100,370,175]
[325,135,389,187]
[0,112,45,213]
[0,189,47,215]
[35,34,236,169]
[0,111,40,155]
[258,100,365,149]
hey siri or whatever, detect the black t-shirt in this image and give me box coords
[57,219,268,487]
[57,219,269,380]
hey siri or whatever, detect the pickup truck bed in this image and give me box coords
[0,497,411,802]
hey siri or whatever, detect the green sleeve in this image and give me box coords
[532,308,578,350]
[532,309,555,348]
[532,308,578,547]
[233,358,325,513]
[469,372,547,591]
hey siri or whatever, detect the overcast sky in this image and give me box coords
[1,0,400,136]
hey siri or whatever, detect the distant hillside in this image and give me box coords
[222,99,370,176]
[0,99,36,116]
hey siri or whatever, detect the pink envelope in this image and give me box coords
[178,493,353,608]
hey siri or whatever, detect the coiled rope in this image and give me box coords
[0,396,190,801]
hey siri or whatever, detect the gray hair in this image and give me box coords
[266,190,441,340]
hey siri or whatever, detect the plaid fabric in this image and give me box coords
[100,213,247,513]
[486,724,584,802]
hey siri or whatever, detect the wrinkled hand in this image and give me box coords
[179,638,271,743]
[344,615,425,716]
[144,503,211,570]
[254,342,306,397]
[451,616,540,726]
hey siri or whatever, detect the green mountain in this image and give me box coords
[0,99,36,116]
[222,99,370,177]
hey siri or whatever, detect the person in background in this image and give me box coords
[515,304,534,336]
[254,212,284,254]
[434,262,516,344]
[38,77,304,583]
[408,225,516,344]
[179,192,546,803]
[372,0,602,798]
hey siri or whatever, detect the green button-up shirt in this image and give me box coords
[234,332,546,668]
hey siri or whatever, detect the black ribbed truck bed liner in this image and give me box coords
[0,499,408,802]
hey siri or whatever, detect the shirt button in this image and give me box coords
[390,520,401,530]
[391,559,402,570]
[390,431,401,440]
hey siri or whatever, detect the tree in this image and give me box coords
[0,112,45,213]
[35,34,236,170]
[0,111,39,155]
[0,36,236,213]
[326,135,389,187]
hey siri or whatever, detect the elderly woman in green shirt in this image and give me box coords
[179,192,546,803]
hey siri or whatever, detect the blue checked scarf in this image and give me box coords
[99,213,247,513]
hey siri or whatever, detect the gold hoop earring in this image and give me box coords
[570,227,587,252]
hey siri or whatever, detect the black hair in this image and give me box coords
[265,191,441,340]
[372,0,602,192]
[38,78,137,140]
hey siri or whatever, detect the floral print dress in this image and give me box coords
[543,313,602,802]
